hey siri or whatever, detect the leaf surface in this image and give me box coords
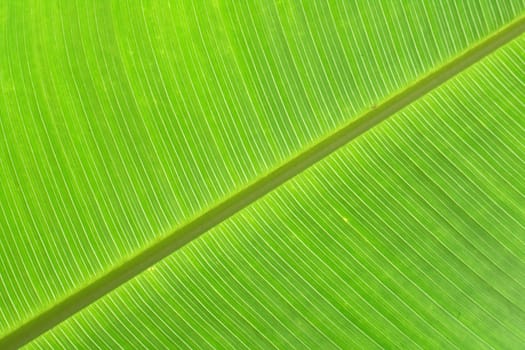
[0,1,524,348]
[27,33,525,350]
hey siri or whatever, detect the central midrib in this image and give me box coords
[2,15,524,350]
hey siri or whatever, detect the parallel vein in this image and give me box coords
[1,12,524,350]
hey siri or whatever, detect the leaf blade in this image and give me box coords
[1,1,524,348]
[27,33,525,349]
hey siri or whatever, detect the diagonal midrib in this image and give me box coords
[2,14,524,350]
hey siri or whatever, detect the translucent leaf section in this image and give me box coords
[27,33,525,350]
[2,1,523,335]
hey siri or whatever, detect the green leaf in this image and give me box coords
[1,1,524,348]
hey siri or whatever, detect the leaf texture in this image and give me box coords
[25,33,525,350]
[0,0,524,348]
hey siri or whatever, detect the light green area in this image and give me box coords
[0,0,524,348]
[29,35,525,349]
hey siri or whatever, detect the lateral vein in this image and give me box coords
[1,14,524,350]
